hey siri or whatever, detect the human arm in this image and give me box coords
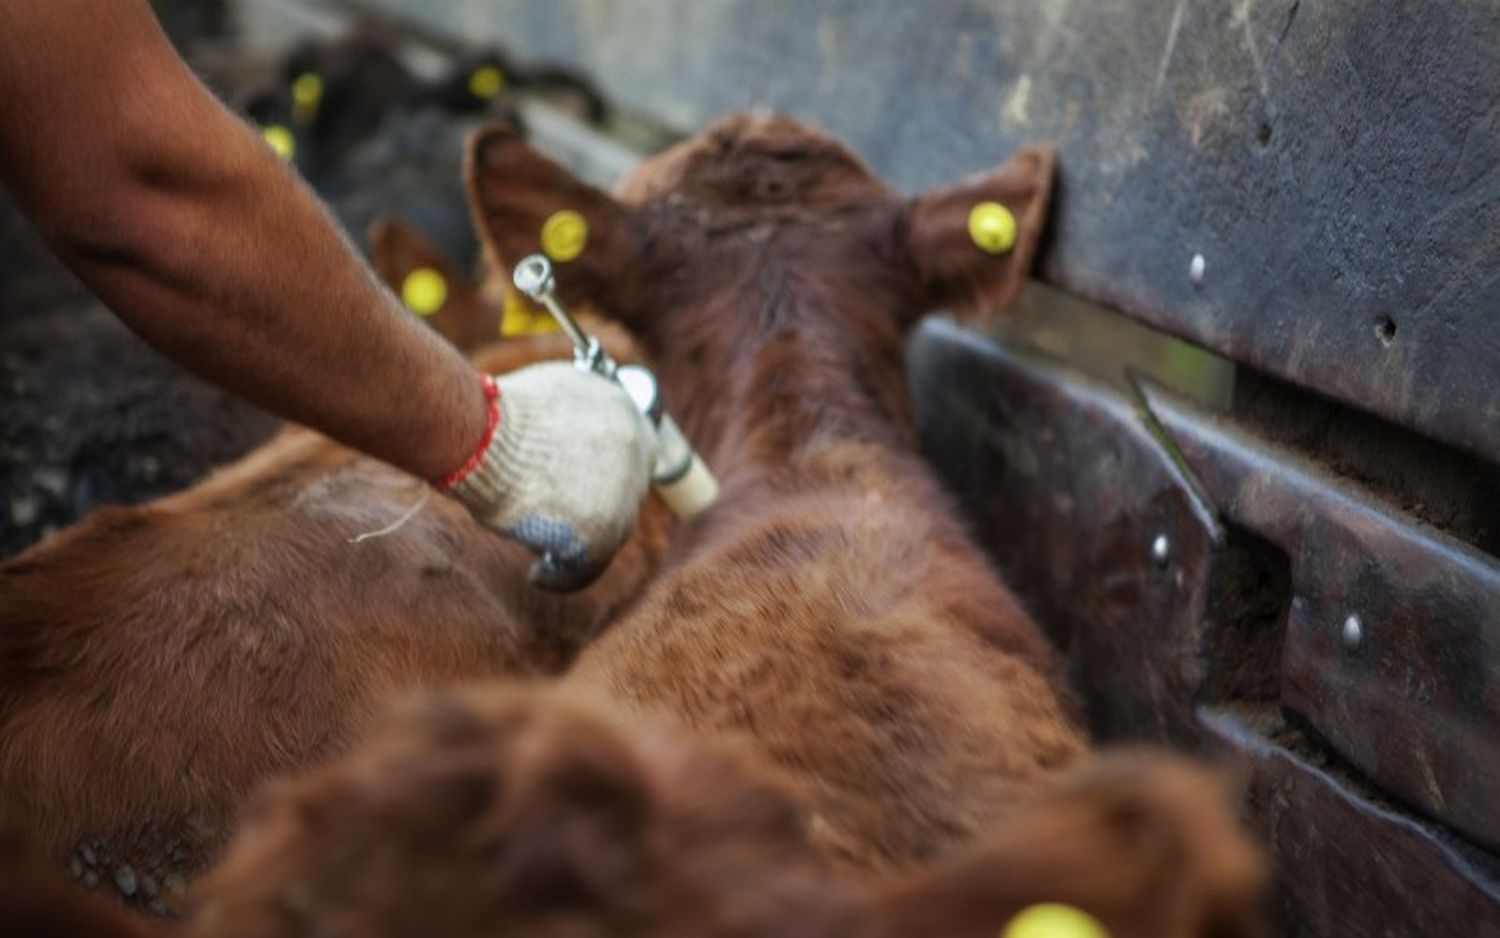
[0,1,652,588]
[0,0,491,479]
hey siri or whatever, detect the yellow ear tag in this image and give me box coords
[468,65,505,101]
[1001,903,1108,938]
[291,72,324,125]
[501,291,561,337]
[968,200,1018,255]
[401,268,449,317]
[262,125,296,161]
[540,210,589,263]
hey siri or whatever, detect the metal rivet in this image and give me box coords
[1150,533,1170,568]
[1189,253,1206,286]
[1342,613,1363,650]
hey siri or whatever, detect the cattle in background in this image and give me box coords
[242,22,417,188]
[409,48,609,126]
[0,235,668,913]
[368,218,501,348]
[243,24,607,270]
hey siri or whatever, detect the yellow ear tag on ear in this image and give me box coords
[968,200,1018,255]
[468,65,505,101]
[501,291,561,337]
[291,72,324,125]
[540,210,589,263]
[1001,903,1108,938]
[401,268,448,317]
[262,125,296,161]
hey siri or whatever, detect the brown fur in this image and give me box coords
[467,113,1088,876]
[866,753,1267,938]
[0,113,1263,931]
[0,245,668,909]
[147,113,1262,935]
[191,688,1262,938]
[192,686,851,938]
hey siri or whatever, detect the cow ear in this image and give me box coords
[465,123,646,319]
[904,145,1056,319]
[369,217,500,351]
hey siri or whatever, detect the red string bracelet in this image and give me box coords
[433,373,500,491]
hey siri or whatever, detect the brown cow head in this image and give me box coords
[191,687,847,938]
[465,114,1053,467]
[369,218,501,352]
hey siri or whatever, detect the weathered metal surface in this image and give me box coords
[908,318,1220,746]
[1145,383,1500,853]
[1203,712,1500,938]
[908,320,1500,934]
[518,101,641,189]
[357,0,1500,463]
[1227,369,1500,559]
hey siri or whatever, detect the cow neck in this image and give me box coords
[649,246,919,504]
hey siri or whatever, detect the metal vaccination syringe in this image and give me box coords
[511,254,720,521]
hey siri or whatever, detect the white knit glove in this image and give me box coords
[448,362,656,592]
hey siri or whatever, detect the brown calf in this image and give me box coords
[189,685,1263,938]
[0,232,666,910]
[467,113,1090,876]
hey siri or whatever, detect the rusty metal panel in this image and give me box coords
[1204,713,1500,938]
[358,0,1500,463]
[909,319,1221,745]
[908,320,1500,935]
[1145,384,1500,854]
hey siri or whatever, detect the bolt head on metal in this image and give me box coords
[512,254,555,301]
[1342,613,1363,650]
[1189,253,1206,286]
[1150,533,1170,568]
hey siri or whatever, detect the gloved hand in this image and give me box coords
[446,362,656,592]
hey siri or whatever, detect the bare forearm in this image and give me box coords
[0,0,484,480]
[54,106,486,480]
